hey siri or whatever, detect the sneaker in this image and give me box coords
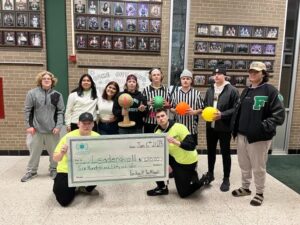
[76,187,99,195]
[147,186,169,196]
[21,172,37,182]
[49,170,57,180]
[203,172,215,185]
[220,178,230,192]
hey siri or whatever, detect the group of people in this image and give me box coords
[21,62,285,207]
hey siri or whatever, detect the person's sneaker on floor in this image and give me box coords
[220,177,230,192]
[76,187,99,195]
[203,172,215,185]
[21,172,37,182]
[147,186,169,196]
[49,170,57,180]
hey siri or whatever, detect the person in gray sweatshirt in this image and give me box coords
[21,71,65,182]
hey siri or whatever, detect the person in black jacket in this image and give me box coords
[231,62,285,206]
[202,66,239,192]
[113,74,147,134]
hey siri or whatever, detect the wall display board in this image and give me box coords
[193,23,278,88]
[74,0,162,54]
[0,0,43,48]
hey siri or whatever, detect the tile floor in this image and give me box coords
[0,155,299,225]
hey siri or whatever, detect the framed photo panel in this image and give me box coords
[250,43,263,55]
[16,31,28,46]
[16,13,28,27]
[75,15,86,30]
[149,37,160,51]
[100,17,111,31]
[30,13,40,28]
[138,3,149,17]
[99,1,110,15]
[2,0,14,10]
[224,25,238,37]
[236,43,249,54]
[209,42,222,53]
[74,0,86,14]
[150,19,161,33]
[210,25,223,36]
[138,19,149,32]
[29,0,40,11]
[3,12,15,27]
[150,4,161,17]
[101,35,112,49]
[126,2,137,16]
[137,37,148,50]
[264,43,276,55]
[264,61,274,71]
[207,76,215,85]
[113,36,125,50]
[266,27,278,38]
[87,0,98,14]
[193,75,206,87]
[114,2,125,16]
[252,26,265,38]
[194,41,208,53]
[4,31,15,46]
[234,60,247,70]
[16,0,28,11]
[114,18,124,32]
[196,24,209,36]
[126,19,137,32]
[207,59,219,69]
[76,34,87,49]
[126,36,137,50]
[29,32,42,47]
[234,76,247,87]
[223,43,235,54]
[88,35,100,49]
[238,25,252,37]
[193,58,206,69]
[88,16,99,30]
[223,60,234,70]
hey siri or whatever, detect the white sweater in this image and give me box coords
[65,90,98,126]
[97,97,114,121]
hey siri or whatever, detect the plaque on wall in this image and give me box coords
[74,0,163,54]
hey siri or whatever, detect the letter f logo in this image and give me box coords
[253,96,268,110]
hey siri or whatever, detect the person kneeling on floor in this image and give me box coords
[53,112,100,207]
[147,109,205,198]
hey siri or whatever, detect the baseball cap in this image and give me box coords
[79,112,93,122]
[212,66,226,75]
[249,61,266,72]
[180,69,193,79]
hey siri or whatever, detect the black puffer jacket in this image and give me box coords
[204,83,239,132]
[231,83,285,143]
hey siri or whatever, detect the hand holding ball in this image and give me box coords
[153,96,164,110]
[175,102,190,115]
[202,107,218,122]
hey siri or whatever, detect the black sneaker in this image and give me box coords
[220,178,230,192]
[147,186,169,196]
[203,172,215,185]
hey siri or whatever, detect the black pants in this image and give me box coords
[53,173,96,207]
[206,127,231,178]
[144,123,158,133]
[157,156,200,198]
[71,122,98,132]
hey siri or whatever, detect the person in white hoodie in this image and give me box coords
[202,66,239,192]
[65,74,98,132]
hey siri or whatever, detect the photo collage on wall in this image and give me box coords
[193,23,278,87]
[74,0,162,53]
[0,0,42,48]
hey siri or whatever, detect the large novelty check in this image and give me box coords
[67,134,168,187]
